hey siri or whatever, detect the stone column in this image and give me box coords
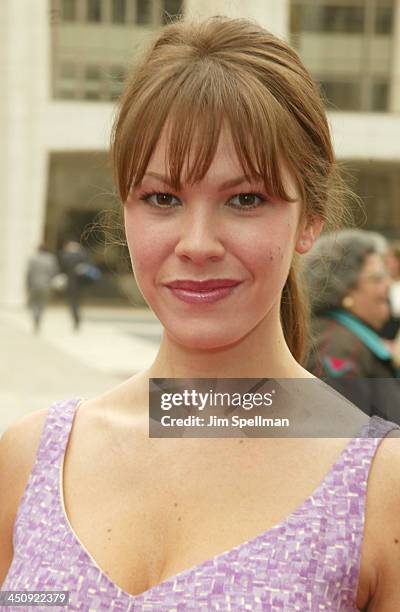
[0,0,50,306]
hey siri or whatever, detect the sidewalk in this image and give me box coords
[0,304,162,433]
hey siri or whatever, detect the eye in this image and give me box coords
[228,192,268,210]
[140,191,180,208]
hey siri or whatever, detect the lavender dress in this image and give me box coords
[1,398,398,611]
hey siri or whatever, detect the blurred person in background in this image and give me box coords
[58,238,90,331]
[380,240,400,341]
[26,243,59,333]
[305,229,400,420]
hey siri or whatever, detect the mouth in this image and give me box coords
[163,279,242,305]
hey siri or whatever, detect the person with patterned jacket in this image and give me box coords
[304,229,400,422]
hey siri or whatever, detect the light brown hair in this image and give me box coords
[111,16,352,363]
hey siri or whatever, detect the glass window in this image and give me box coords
[375,6,393,35]
[58,89,76,100]
[319,80,362,111]
[84,66,102,99]
[62,0,76,21]
[355,169,393,229]
[136,0,152,24]
[292,5,365,34]
[58,63,77,99]
[112,0,126,23]
[60,63,76,79]
[87,0,102,22]
[163,0,182,23]
[372,81,389,111]
[290,1,394,113]
[108,65,126,99]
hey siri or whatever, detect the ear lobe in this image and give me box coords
[295,216,324,254]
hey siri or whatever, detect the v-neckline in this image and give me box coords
[57,397,376,602]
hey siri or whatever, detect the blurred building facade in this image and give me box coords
[1,0,400,306]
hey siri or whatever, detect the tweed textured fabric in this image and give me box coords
[1,398,399,611]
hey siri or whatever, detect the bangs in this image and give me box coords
[113,58,300,203]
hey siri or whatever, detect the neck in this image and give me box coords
[146,306,307,379]
[339,308,381,332]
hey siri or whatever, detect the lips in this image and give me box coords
[165,279,241,291]
[164,279,242,304]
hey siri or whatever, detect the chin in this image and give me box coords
[165,320,249,351]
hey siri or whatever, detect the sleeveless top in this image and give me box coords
[1,398,399,611]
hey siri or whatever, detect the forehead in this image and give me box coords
[146,123,298,198]
[147,123,245,179]
[362,252,384,270]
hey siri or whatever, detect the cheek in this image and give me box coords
[237,233,291,289]
[354,286,374,306]
[239,219,294,274]
[124,209,169,278]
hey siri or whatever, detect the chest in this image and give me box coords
[61,428,373,603]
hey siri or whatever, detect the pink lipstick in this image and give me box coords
[164,279,242,304]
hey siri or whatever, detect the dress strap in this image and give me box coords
[12,398,82,549]
[33,398,82,472]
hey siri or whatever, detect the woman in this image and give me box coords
[1,16,400,611]
[305,229,400,422]
[381,240,400,340]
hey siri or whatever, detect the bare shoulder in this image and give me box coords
[362,425,400,610]
[0,407,50,584]
[0,408,50,485]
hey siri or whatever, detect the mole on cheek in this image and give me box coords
[394,538,399,544]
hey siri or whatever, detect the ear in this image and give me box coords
[295,215,324,255]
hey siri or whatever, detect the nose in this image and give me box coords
[174,208,225,264]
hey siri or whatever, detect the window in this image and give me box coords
[291,1,395,36]
[290,1,393,112]
[84,66,102,99]
[354,168,394,230]
[136,0,152,24]
[319,80,362,111]
[58,63,77,99]
[291,5,365,34]
[108,65,126,99]
[162,0,182,24]
[112,0,126,24]
[375,6,393,35]
[62,0,76,21]
[87,0,102,22]
[372,81,389,111]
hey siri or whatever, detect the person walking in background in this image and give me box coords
[26,243,59,333]
[58,238,90,331]
[304,229,400,421]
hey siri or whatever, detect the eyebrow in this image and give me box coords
[144,171,255,191]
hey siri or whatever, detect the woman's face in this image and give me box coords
[125,126,320,350]
[385,249,400,280]
[347,253,391,329]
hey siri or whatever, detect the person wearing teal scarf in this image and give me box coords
[304,229,400,422]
